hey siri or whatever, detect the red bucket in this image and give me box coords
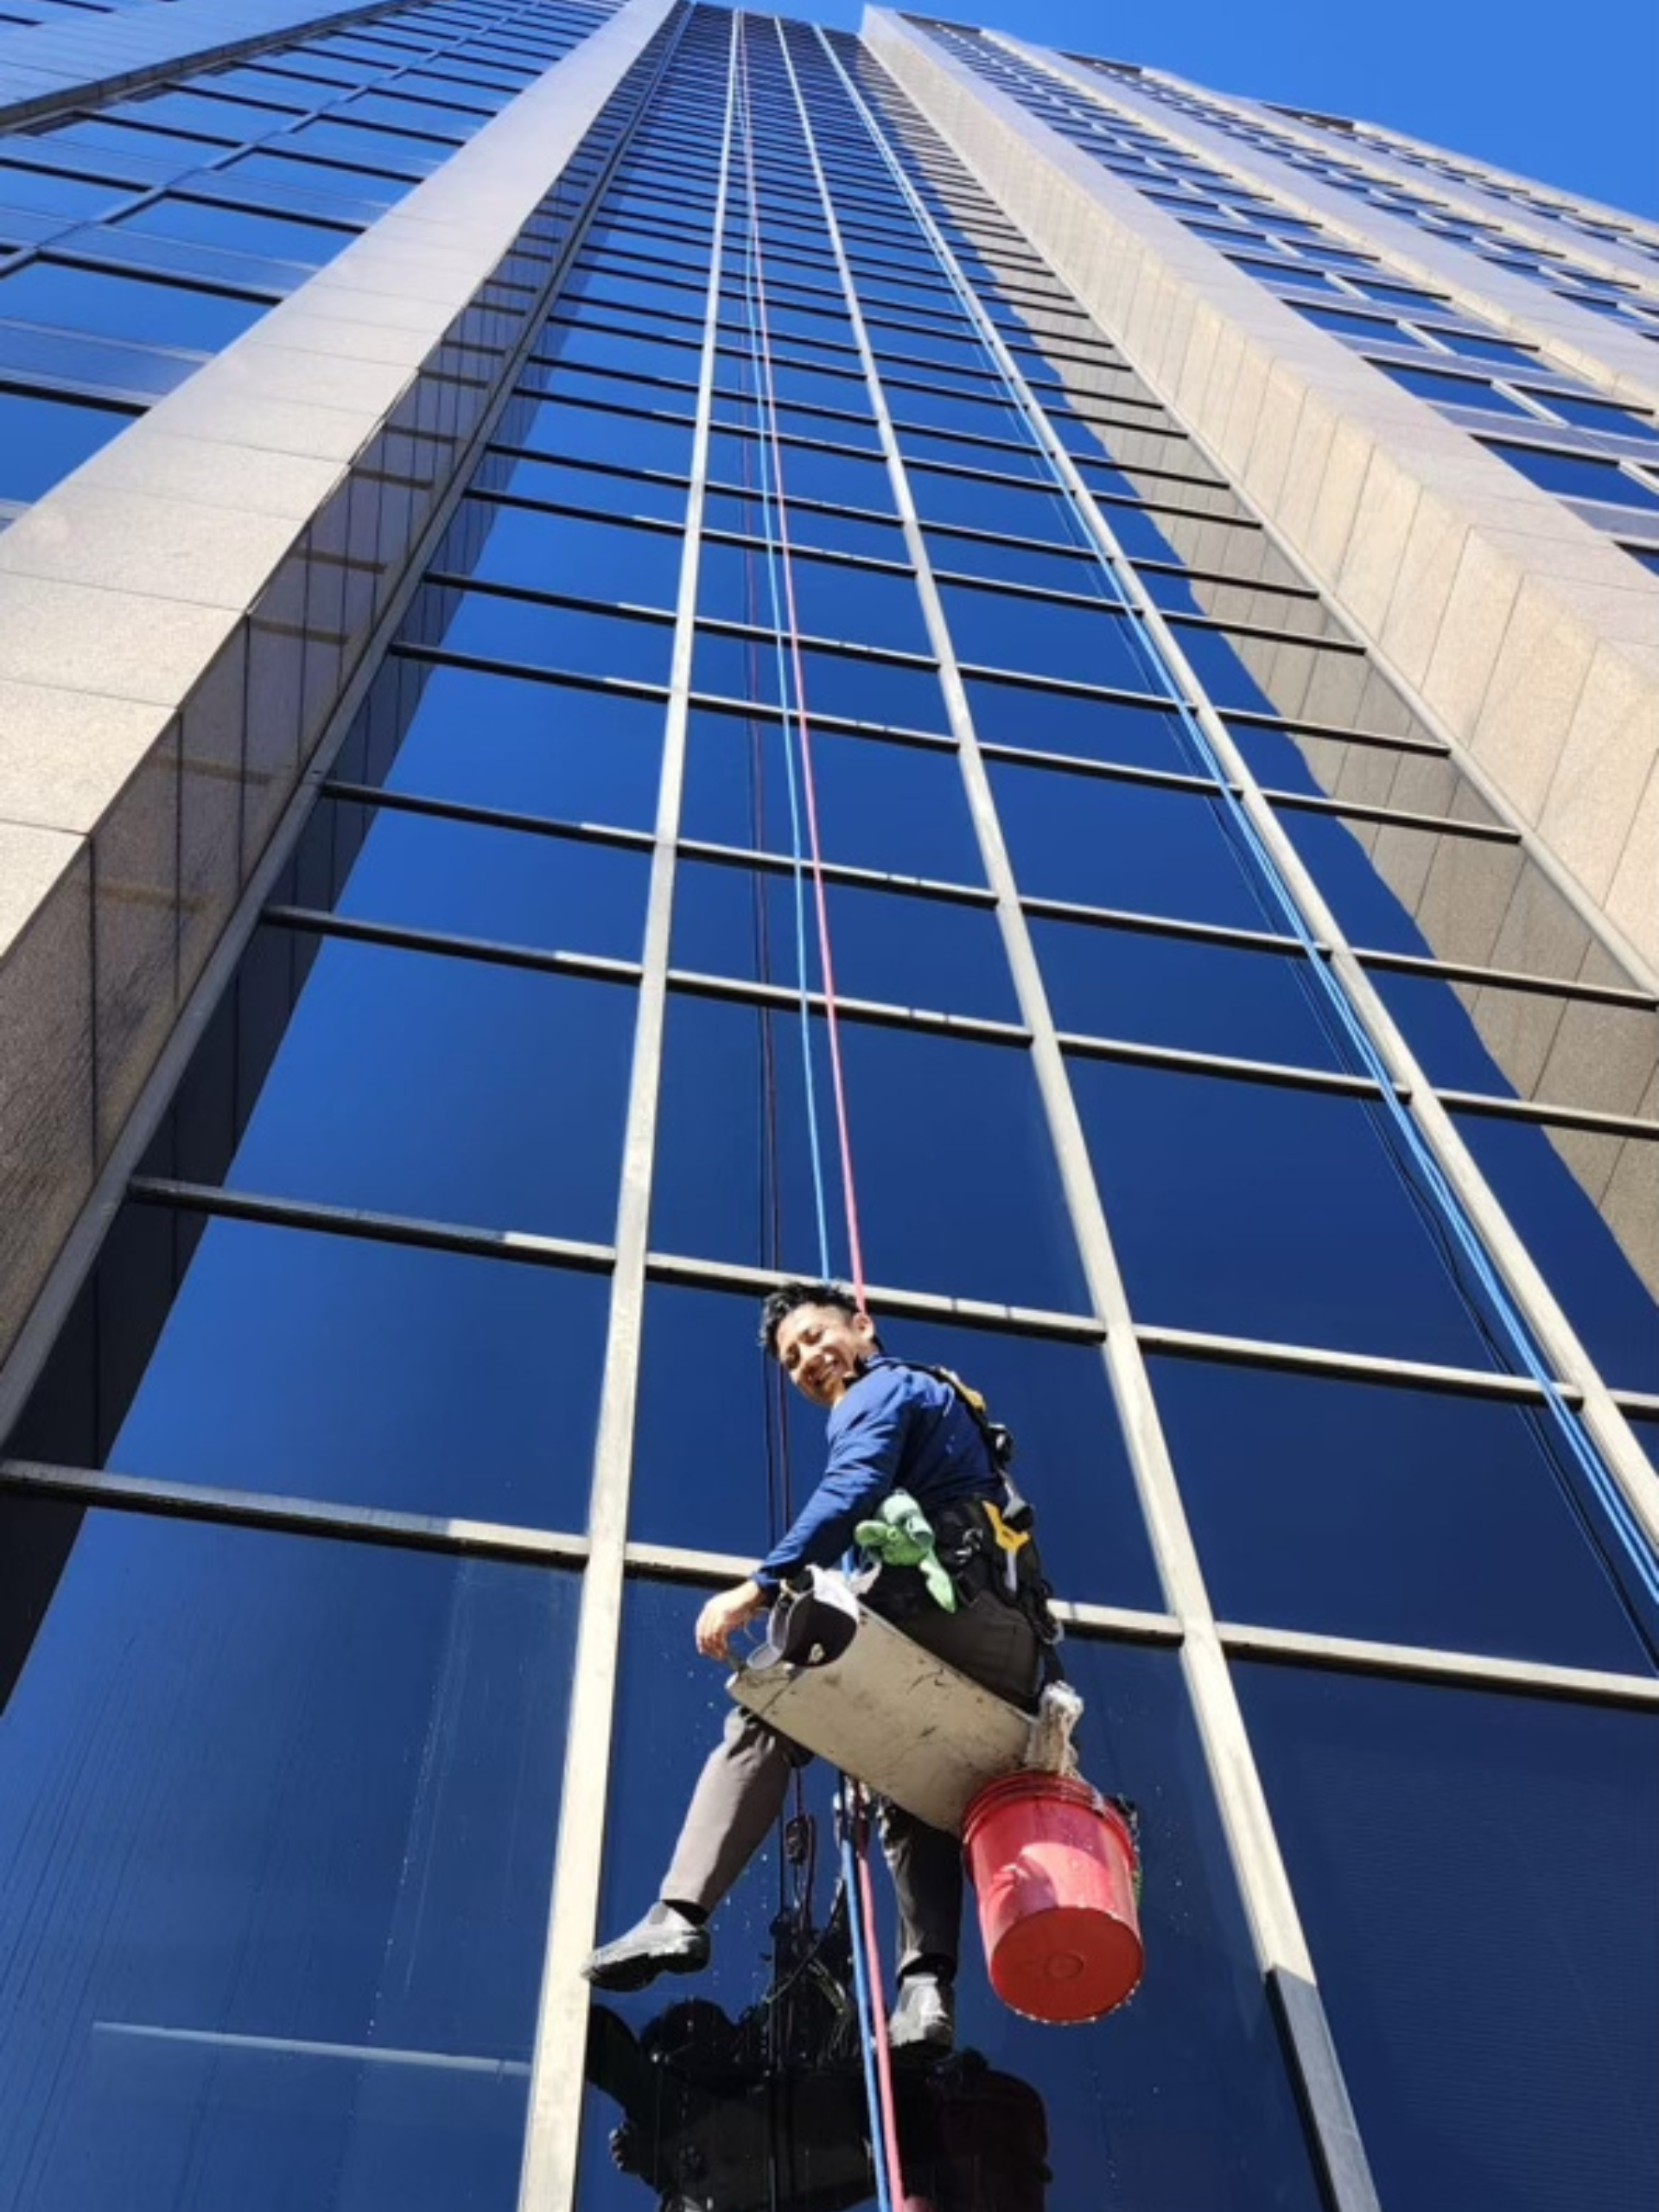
[962,1773,1142,2025]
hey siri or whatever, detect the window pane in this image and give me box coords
[1070,1059,1505,1366]
[0,262,267,351]
[0,386,134,501]
[0,1507,575,2210]
[220,931,635,1242]
[342,661,665,830]
[442,499,681,607]
[671,861,1017,1020]
[652,997,1086,1309]
[584,1583,1325,2212]
[992,760,1272,930]
[47,1205,608,1524]
[297,798,651,961]
[967,674,1192,772]
[1239,1664,1659,2212]
[1036,919,1345,1067]
[1483,439,1659,510]
[681,715,982,880]
[1155,1359,1654,1668]
[415,586,673,689]
[117,196,357,265]
[1452,1112,1659,1392]
[692,628,946,729]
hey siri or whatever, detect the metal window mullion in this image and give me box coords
[802,33,1382,2212]
[873,22,1659,1563]
[513,17,737,2209]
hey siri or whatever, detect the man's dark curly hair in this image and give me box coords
[759,1279,880,1357]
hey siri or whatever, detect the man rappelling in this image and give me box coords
[584,1280,1062,2056]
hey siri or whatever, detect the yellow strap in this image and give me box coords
[983,1501,1030,1554]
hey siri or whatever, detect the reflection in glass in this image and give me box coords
[1154,1359,1655,1669]
[1071,1058,1510,1367]
[653,998,1086,1311]
[0,1507,575,2211]
[1240,1662,1659,2212]
[584,1588,1322,2212]
[221,935,636,1242]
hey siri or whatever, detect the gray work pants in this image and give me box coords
[661,1585,1042,1978]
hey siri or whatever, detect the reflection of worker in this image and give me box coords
[586,1282,1057,2055]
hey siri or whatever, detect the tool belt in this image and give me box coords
[861,1495,1063,1666]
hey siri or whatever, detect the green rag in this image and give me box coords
[855,1489,957,1612]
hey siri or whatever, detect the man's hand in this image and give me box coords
[696,1579,768,1662]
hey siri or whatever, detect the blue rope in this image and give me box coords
[830,49,1659,1620]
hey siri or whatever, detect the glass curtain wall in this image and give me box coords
[0,9,1656,2212]
[912,25,1659,562]
[0,0,619,517]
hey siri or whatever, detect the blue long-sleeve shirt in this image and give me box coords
[753,1358,1001,1593]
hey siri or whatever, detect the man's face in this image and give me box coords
[773,1303,876,1408]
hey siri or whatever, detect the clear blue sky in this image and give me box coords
[740,0,1659,219]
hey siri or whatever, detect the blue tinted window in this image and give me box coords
[0,386,134,499]
[442,499,681,607]
[1429,330,1542,368]
[586,1588,1323,2212]
[305,800,650,961]
[1380,362,1531,416]
[1274,806,1522,961]
[346,661,664,830]
[104,1211,607,1522]
[944,585,1160,690]
[694,630,946,729]
[681,715,982,880]
[117,196,356,265]
[1036,919,1344,1066]
[416,587,673,688]
[1452,1112,1659,1391]
[1482,441,1659,511]
[697,538,930,654]
[1239,1664,1659,2212]
[224,933,635,1243]
[226,148,410,204]
[0,262,266,351]
[0,1506,574,2211]
[993,760,1271,930]
[1071,1059,1506,1365]
[671,861,1017,1020]
[0,162,135,219]
[968,675,1192,772]
[652,996,1086,1308]
[1524,391,1659,445]
[1156,1360,1653,1668]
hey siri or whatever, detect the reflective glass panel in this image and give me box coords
[670,861,1016,1020]
[0,1506,575,2211]
[652,997,1087,1309]
[680,715,982,881]
[1154,1359,1654,1669]
[220,932,635,1242]
[297,798,651,961]
[0,262,266,350]
[0,386,134,500]
[342,661,665,830]
[991,760,1272,930]
[1452,1112,1659,1392]
[1239,1663,1659,2212]
[1035,919,1345,1068]
[966,674,1192,772]
[1070,1059,1505,1366]
[582,1584,1325,2212]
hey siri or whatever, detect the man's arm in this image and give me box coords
[753,1371,914,1592]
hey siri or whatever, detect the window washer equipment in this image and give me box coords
[731,1567,1142,2028]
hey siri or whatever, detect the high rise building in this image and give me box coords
[0,5,1655,2209]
